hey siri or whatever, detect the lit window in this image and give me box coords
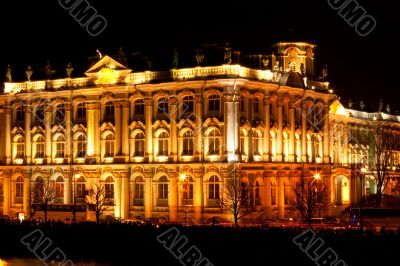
[105,134,115,157]
[158,176,169,199]
[15,136,25,160]
[54,176,64,202]
[105,176,114,200]
[15,177,24,204]
[208,129,220,156]
[55,136,65,158]
[75,177,86,199]
[135,177,145,199]
[134,132,145,157]
[158,132,169,157]
[76,134,87,158]
[182,130,194,156]
[35,136,45,159]
[208,175,220,200]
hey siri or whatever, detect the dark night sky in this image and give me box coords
[1,0,399,111]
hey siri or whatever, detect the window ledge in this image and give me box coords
[104,157,114,163]
[156,155,169,162]
[14,159,24,165]
[33,158,44,164]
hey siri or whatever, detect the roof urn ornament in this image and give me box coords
[5,64,12,82]
[25,66,33,81]
[66,63,74,78]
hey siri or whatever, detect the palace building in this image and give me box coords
[0,42,399,222]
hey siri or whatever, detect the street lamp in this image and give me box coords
[360,165,368,229]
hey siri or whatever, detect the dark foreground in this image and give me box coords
[0,220,399,266]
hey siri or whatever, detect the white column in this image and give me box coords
[65,103,72,163]
[5,107,11,165]
[115,177,121,218]
[121,175,129,219]
[289,107,295,162]
[3,177,10,216]
[87,102,100,162]
[323,105,330,164]
[145,98,153,163]
[302,108,307,163]
[194,173,202,221]
[278,177,285,219]
[223,91,241,162]
[277,104,283,162]
[23,176,30,216]
[195,95,203,161]
[122,101,130,162]
[24,106,32,165]
[65,177,71,205]
[45,106,52,164]
[169,97,178,162]
[115,102,122,156]
[169,175,178,222]
[265,176,272,218]
[264,98,271,162]
[144,173,153,218]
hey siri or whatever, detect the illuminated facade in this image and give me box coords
[0,42,399,222]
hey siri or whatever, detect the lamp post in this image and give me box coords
[313,173,321,217]
[360,166,367,229]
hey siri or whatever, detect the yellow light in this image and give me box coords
[314,174,321,180]
[179,173,186,182]
[0,259,9,266]
[369,176,375,180]
[98,67,117,84]
[361,167,367,173]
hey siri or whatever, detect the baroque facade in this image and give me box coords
[0,42,399,222]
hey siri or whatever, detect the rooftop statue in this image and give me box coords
[66,63,74,78]
[26,66,33,82]
[5,64,12,82]
[378,99,383,112]
[195,49,204,66]
[224,42,232,64]
[322,64,328,79]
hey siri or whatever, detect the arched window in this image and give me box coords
[133,132,145,157]
[54,176,64,202]
[158,97,168,115]
[75,176,86,201]
[105,134,115,157]
[76,103,86,120]
[157,132,169,157]
[253,131,262,157]
[105,176,114,200]
[15,136,25,160]
[158,176,169,206]
[76,134,87,158]
[135,177,145,199]
[33,177,45,203]
[35,136,45,159]
[182,176,194,205]
[134,99,145,116]
[283,132,289,162]
[240,131,247,158]
[15,177,24,204]
[270,131,277,161]
[182,130,194,156]
[182,96,194,114]
[207,129,220,156]
[16,106,24,122]
[208,95,220,112]
[55,135,65,158]
[295,133,301,162]
[208,175,220,200]
[55,104,65,124]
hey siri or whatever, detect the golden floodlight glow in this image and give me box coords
[314,173,321,180]
[98,67,118,84]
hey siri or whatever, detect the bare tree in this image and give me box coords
[292,176,327,226]
[86,182,113,224]
[221,178,251,227]
[31,177,56,222]
[367,120,400,207]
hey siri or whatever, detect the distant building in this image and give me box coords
[0,42,399,222]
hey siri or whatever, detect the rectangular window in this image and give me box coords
[135,184,144,199]
[16,183,23,198]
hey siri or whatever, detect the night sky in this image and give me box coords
[1,0,398,111]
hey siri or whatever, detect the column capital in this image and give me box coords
[195,95,202,104]
[169,97,178,106]
[144,98,153,106]
[263,97,271,106]
[87,102,101,111]
[223,93,241,103]
[65,103,71,111]
[120,100,130,108]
